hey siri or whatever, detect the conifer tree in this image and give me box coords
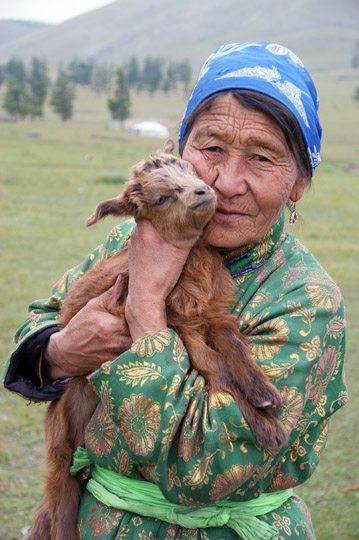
[28,58,49,117]
[142,57,163,94]
[6,58,27,85]
[352,40,359,69]
[162,63,177,93]
[162,59,192,94]
[91,64,114,95]
[3,75,29,118]
[0,65,6,86]
[68,58,95,86]
[353,86,359,106]
[107,68,131,125]
[50,72,75,121]
[177,59,191,92]
[125,56,140,88]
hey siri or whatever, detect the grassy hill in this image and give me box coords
[0,0,358,75]
[0,20,49,48]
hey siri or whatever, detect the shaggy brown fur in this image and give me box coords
[26,139,288,540]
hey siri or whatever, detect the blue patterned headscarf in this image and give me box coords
[179,42,322,175]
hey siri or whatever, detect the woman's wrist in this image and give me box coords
[41,333,69,381]
[125,298,168,342]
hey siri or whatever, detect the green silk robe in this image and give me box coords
[3,215,348,539]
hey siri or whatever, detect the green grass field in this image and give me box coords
[0,81,358,539]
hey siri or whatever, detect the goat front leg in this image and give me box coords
[207,325,288,448]
[231,389,288,449]
[178,329,224,387]
[178,325,280,409]
[207,325,282,410]
[181,328,287,449]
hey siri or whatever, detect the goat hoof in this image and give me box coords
[257,400,273,409]
[251,411,288,450]
[242,379,282,410]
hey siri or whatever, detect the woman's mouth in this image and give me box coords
[214,207,248,222]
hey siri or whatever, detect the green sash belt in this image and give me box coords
[71,447,293,540]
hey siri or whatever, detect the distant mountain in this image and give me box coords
[0,20,49,48]
[0,0,357,75]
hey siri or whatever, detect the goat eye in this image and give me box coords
[156,196,168,206]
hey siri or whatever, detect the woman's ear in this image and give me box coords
[290,174,311,203]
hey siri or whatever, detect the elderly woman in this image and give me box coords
[4,42,347,539]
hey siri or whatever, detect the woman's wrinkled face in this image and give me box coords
[182,94,309,249]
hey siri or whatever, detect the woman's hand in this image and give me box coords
[125,219,193,342]
[42,281,132,380]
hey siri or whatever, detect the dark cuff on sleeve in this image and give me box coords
[3,325,68,401]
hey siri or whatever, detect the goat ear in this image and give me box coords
[163,138,175,154]
[86,183,144,226]
[86,197,128,226]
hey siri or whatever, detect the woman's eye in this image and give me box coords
[156,195,168,206]
[207,146,221,153]
[256,154,269,162]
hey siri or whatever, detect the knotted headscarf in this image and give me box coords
[179,42,322,175]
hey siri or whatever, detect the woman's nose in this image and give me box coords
[213,158,248,197]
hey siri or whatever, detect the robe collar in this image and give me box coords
[220,213,285,278]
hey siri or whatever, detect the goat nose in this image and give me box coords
[194,185,211,195]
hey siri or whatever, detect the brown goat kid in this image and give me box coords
[26,139,288,540]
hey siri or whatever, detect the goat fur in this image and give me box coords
[26,139,288,540]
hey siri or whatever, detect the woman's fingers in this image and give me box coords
[42,280,131,380]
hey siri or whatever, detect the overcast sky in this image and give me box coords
[0,0,114,24]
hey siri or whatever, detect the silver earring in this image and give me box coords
[289,201,297,225]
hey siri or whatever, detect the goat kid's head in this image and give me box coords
[86,139,217,247]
